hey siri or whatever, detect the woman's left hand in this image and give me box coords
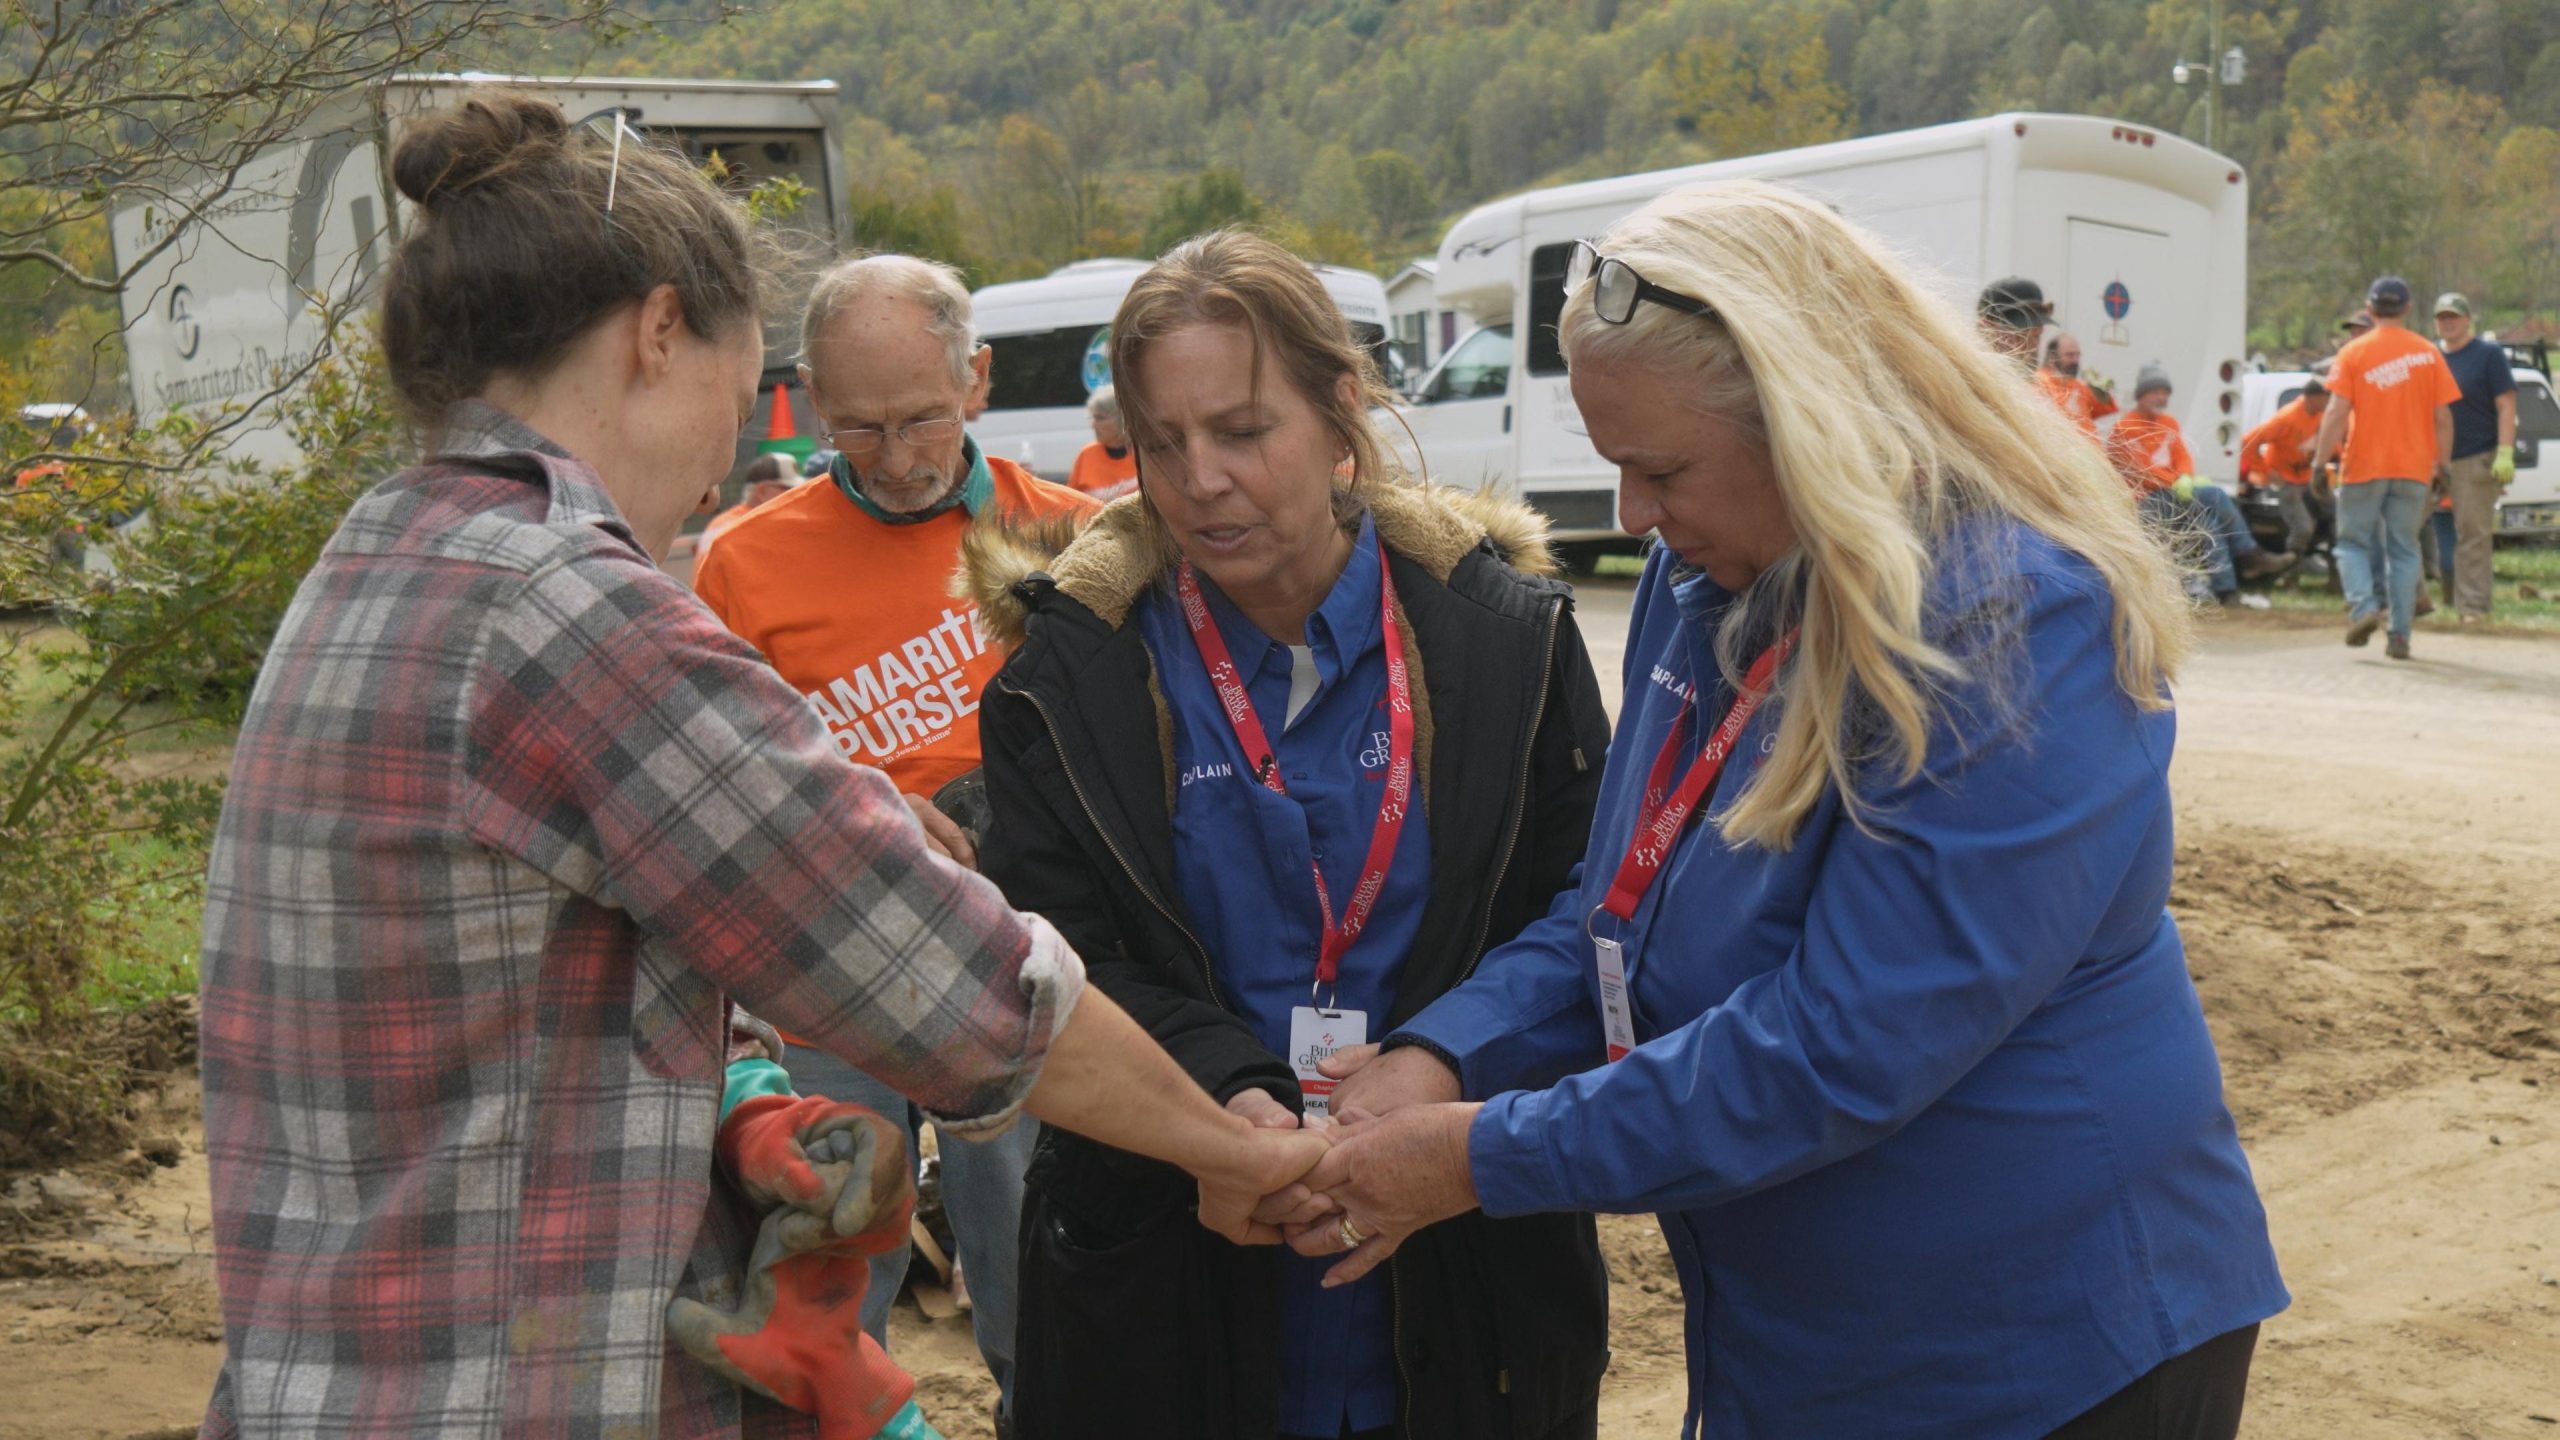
[1286,1101,1482,1286]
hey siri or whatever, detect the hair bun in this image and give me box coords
[391,93,571,209]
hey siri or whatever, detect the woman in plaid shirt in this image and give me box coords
[195,93,1326,1440]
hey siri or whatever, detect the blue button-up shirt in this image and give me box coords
[1399,525,2288,1438]
[1137,515,1428,1436]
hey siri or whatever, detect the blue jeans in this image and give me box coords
[2336,479,2430,637]
[2140,484,2259,595]
[783,1044,1038,1416]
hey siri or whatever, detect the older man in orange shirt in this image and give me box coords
[2112,362,2294,605]
[696,253,1099,1436]
[2036,332,2119,440]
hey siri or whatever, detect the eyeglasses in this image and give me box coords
[1568,239,1716,326]
[824,416,963,455]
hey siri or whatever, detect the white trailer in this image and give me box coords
[1396,112,2252,539]
[109,74,850,470]
[971,258,1398,482]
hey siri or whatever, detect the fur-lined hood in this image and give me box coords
[958,479,1559,649]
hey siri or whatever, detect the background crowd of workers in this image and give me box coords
[1980,271,2522,657]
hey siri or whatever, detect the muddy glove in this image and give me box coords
[2492,445,2516,485]
[670,1104,923,1439]
[2170,474,2199,503]
[721,1092,904,1217]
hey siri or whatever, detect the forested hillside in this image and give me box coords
[625,0,2560,350]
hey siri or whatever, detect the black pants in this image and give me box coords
[2045,1324,2261,1439]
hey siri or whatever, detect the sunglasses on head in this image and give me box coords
[1568,239,1717,326]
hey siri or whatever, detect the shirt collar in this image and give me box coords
[428,399,635,541]
[1190,513,1384,687]
[830,432,996,525]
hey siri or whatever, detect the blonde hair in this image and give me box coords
[1561,180,2190,850]
[1110,228,1402,554]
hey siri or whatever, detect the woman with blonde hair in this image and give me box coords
[1310,180,2289,1439]
[970,227,1612,1439]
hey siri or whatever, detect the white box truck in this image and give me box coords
[1395,112,2252,539]
[109,73,850,471]
[971,258,1398,482]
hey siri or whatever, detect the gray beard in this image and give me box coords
[860,466,965,524]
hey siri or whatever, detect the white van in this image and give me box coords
[110,73,849,471]
[1396,113,2252,539]
[2238,354,2560,536]
[971,259,1399,482]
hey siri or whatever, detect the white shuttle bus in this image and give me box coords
[972,258,1399,482]
[110,74,848,471]
[1397,113,2251,539]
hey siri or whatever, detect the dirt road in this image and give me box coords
[3,604,2554,1438]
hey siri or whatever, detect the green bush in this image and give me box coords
[0,329,396,1164]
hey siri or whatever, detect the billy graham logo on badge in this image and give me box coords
[1296,1026,1349,1073]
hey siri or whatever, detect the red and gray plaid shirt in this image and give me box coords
[197,404,1082,1438]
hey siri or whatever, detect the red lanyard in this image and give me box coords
[1176,545,1415,992]
[1599,631,1796,922]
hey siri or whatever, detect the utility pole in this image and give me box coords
[2206,0,2222,154]
[2172,0,2245,153]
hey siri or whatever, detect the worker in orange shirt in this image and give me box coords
[694,254,1100,1439]
[2112,362,2295,605]
[2309,275,2463,658]
[2237,377,2329,556]
[1066,384,1138,500]
[2036,332,2118,439]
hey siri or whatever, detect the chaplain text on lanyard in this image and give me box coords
[1177,547,1415,1119]
[1590,631,1796,1062]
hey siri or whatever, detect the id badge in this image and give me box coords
[1594,936,1637,1063]
[1290,1006,1369,1120]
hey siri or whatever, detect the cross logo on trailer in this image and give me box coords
[169,285,200,360]
[2101,280,2131,348]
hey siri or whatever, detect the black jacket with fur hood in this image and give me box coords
[966,480,1615,1440]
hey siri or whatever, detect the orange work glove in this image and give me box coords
[670,1099,921,1439]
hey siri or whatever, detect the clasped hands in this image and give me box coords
[1196,1043,1480,1286]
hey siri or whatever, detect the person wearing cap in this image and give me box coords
[1977,275,2051,365]
[2432,292,2517,621]
[2310,276,2463,658]
[2110,363,2296,604]
[693,253,1103,1437]
[693,451,799,562]
[2236,378,2331,557]
[2037,332,2119,440]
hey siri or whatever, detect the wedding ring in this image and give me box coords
[1337,1216,1369,1249]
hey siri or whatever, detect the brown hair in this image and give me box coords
[379,91,760,421]
[1109,229,1401,534]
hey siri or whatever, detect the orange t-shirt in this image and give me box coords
[2238,399,2322,486]
[694,500,758,558]
[2107,409,2192,493]
[2035,371,2118,440]
[2328,327,2462,486]
[695,454,1097,798]
[1067,442,1138,499]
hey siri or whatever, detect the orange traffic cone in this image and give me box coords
[756,381,815,463]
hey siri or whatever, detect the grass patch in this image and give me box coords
[86,834,203,1013]
[2261,536,2560,630]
